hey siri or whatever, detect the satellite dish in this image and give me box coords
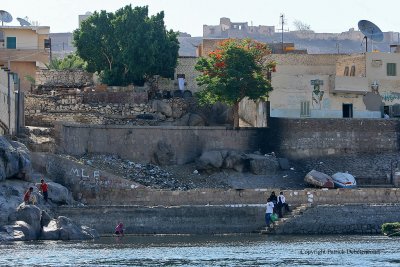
[17,17,31,26]
[358,20,384,52]
[0,10,13,25]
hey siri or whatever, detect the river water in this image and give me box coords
[0,235,399,266]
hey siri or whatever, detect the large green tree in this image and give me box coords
[73,5,179,86]
[195,39,276,127]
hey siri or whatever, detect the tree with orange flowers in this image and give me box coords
[195,38,275,127]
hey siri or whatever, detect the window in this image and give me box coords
[350,65,356,76]
[300,101,310,117]
[343,104,353,118]
[6,37,16,49]
[344,66,349,76]
[387,63,396,76]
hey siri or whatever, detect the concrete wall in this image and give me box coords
[239,98,268,127]
[335,54,366,77]
[10,61,37,91]
[55,118,400,164]
[267,118,400,159]
[56,203,400,235]
[275,204,400,235]
[56,205,266,234]
[0,69,16,134]
[55,124,265,165]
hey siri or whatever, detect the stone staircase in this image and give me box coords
[260,204,310,235]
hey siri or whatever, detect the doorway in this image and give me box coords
[342,104,353,118]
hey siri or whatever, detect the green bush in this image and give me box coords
[381,222,400,236]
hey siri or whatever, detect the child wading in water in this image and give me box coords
[115,222,124,236]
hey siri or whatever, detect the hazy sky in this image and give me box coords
[2,0,400,35]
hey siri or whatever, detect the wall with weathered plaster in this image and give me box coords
[0,69,16,134]
[54,118,400,164]
[56,203,400,235]
[274,204,400,235]
[267,118,400,159]
[54,124,265,165]
[56,205,266,234]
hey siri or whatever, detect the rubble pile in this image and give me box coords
[77,154,223,190]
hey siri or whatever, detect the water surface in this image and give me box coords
[0,235,399,266]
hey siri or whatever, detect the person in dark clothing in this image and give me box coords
[277,191,290,218]
[269,191,278,213]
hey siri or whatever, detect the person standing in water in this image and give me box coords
[115,222,124,236]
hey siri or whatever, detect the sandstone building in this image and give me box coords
[0,25,50,91]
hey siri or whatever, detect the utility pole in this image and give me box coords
[280,14,284,53]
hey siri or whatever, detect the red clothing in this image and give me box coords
[40,183,48,192]
[24,190,31,202]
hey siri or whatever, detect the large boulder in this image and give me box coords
[57,216,98,240]
[0,225,25,241]
[152,100,172,117]
[40,219,60,240]
[153,140,175,166]
[173,113,206,126]
[10,141,32,178]
[45,182,74,205]
[196,150,226,170]
[223,151,246,172]
[247,154,280,175]
[11,221,37,240]
[0,137,31,181]
[15,204,41,238]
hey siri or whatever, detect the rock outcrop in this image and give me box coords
[196,150,281,175]
[0,204,99,242]
[0,136,31,181]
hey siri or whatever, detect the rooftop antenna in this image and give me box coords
[0,10,13,26]
[17,17,31,26]
[278,14,289,53]
[358,20,384,52]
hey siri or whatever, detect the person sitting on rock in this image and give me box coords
[23,187,34,205]
[277,191,290,218]
[115,222,124,236]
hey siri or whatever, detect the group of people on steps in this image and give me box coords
[265,191,290,227]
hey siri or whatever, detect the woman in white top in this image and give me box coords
[265,198,274,226]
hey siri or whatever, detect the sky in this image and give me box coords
[2,0,400,35]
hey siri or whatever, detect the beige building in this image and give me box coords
[0,26,50,91]
[268,50,400,118]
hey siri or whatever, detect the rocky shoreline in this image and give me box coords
[0,136,98,242]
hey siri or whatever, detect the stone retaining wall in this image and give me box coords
[56,204,400,235]
[36,70,93,88]
[267,118,400,159]
[54,124,263,165]
[56,205,265,234]
[275,204,400,235]
[54,118,400,168]
[25,92,192,127]
[33,153,400,206]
